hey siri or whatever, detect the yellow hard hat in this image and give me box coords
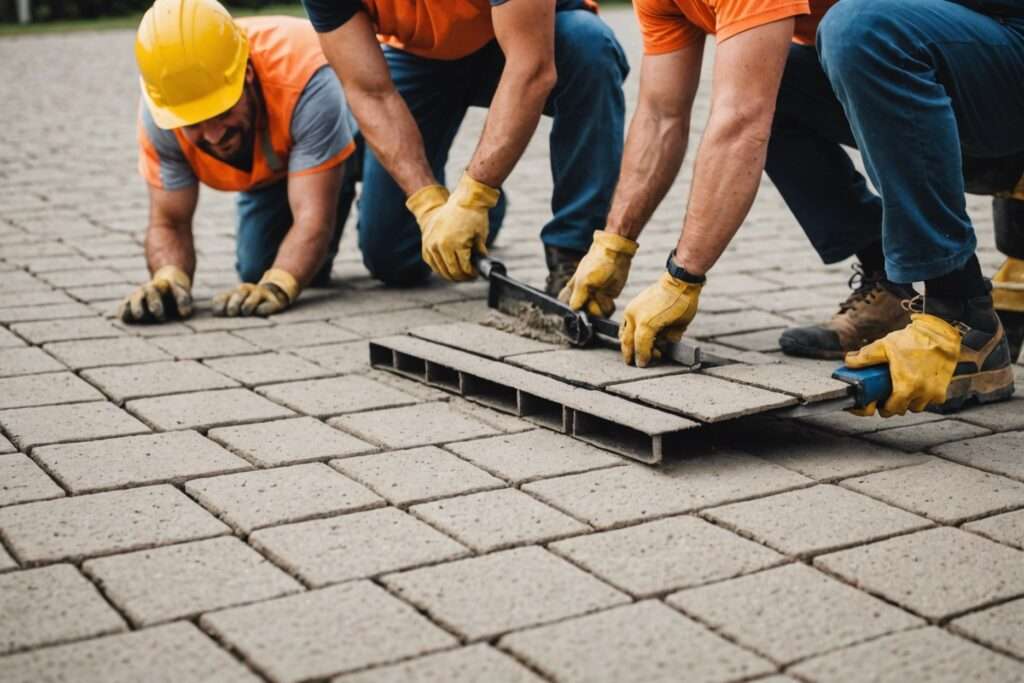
[135,0,250,129]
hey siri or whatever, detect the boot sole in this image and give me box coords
[929,366,1017,415]
[778,339,847,361]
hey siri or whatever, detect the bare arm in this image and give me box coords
[274,165,345,286]
[675,19,794,275]
[144,184,198,277]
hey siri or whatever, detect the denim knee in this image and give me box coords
[554,11,629,92]
[235,257,268,284]
[817,0,914,83]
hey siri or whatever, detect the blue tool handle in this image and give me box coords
[831,364,893,409]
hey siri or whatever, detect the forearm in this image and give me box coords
[144,221,195,278]
[349,88,436,195]
[272,221,333,287]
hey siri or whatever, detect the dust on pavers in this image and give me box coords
[860,419,992,452]
[410,321,559,359]
[931,430,1024,481]
[329,401,502,449]
[82,536,302,626]
[549,515,784,598]
[0,302,96,324]
[230,320,360,349]
[126,388,295,431]
[499,600,775,683]
[332,446,504,505]
[333,308,454,338]
[10,317,122,344]
[609,373,797,422]
[0,454,64,507]
[431,299,494,323]
[185,462,384,533]
[203,352,333,386]
[814,527,1024,620]
[964,509,1024,549]
[841,458,1024,524]
[949,598,1024,660]
[0,485,229,565]
[523,452,811,529]
[0,622,262,683]
[209,416,375,467]
[382,546,629,641]
[33,431,250,494]
[507,347,691,389]
[0,372,103,410]
[250,506,469,586]
[954,397,1024,431]
[704,363,850,402]
[334,644,544,683]
[81,360,240,402]
[0,347,65,377]
[200,581,457,683]
[150,331,262,359]
[685,310,791,338]
[666,563,922,665]
[0,564,126,655]
[789,627,1024,683]
[256,375,418,418]
[291,340,372,373]
[0,401,150,450]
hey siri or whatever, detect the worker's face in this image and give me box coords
[183,64,256,166]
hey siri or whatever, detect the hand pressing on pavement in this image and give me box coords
[620,273,702,367]
[559,230,638,317]
[212,268,300,317]
[118,265,193,323]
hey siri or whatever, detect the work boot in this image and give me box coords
[779,265,912,359]
[992,257,1024,362]
[544,244,586,296]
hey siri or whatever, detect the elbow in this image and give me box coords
[509,57,557,102]
[709,103,776,149]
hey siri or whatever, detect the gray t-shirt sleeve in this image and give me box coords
[140,105,198,190]
[288,66,356,175]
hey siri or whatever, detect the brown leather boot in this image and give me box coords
[779,265,913,359]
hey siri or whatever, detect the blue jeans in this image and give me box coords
[355,6,629,286]
[765,0,1024,283]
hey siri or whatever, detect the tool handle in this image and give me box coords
[831,364,893,409]
[471,253,505,280]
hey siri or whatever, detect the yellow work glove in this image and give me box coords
[844,313,961,417]
[992,257,1024,313]
[118,265,193,323]
[212,268,300,318]
[620,273,703,368]
[558,231,639,318]
[413,173,499,281]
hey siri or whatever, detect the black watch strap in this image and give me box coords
[666,251,706,284]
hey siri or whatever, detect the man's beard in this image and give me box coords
[199,127,254,170]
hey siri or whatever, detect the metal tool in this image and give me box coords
[775,364,893,417]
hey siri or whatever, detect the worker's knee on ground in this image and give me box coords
[553,11,628,92]
[362,251,431,287]
[236,253,272,284]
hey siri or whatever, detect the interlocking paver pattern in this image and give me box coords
[0,453,65,506]
[0,371,104,409]
[81,360,239,402]
[334,644,545,683]
[0,401,150,449]
[209,415,376,466]
[126,387,294,430]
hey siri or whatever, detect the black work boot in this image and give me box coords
[779,265,914,359]
[992,257,1024,362]
[544,244,586,296]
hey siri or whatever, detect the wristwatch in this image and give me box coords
[665,251,706,284]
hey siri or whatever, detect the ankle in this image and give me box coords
[924,293,998,333]
[925,254,988,299]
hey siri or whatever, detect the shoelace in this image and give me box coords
[837,264,884,314]
[901,295,971,336]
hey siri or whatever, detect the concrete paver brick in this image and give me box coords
[950,598,1024,660]
[449,396,536,433]
[0,434,14,454]
[0,484,228,564]
[330,402,501,449]
[686,310,791,338]
[508,347,690,388]
[0,347,65,377]
[185,462,384,533]
[931,430,1024,481]
[203,352,332,386]
[184,311,274,333]
[290,340,370,373]
[33,430,250,494]
[231,321,360,349]
[815,527,1024,619]
[250,506,468,586]
[955,397,1024,431]
[200,580,457,683]
[0,564,126,655]
[705,363,850,401]
[0,290,71,311]
[0,454,64,507]
[0,401,150,450]
[256,375,418,418]
[332,446,503,505]
[0,302,95,324]
[209,416,375,467]
[333,308,453,338]
[549,515,784,598]
[0,545,15,572]
[38,267,126,288]
[334,644,544,683]
[964,508,1024,549]
[798,407,945,435]
[126,387,294,430]
[711,327,785,352]
[0,372,103,410]
[610,374,796,422]
[83,536,302,626]
[81,359,239,402]
[10,317,123,344]
[862,419,991,452]
[42,336,169,369]
[0,326,26,348]
[383,546,630,641]
[667,563,922,664]
[151,331,261,359]
[499,600,775,683]
[410,322,558,359]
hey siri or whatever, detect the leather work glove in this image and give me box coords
[118,265,193,323]
[411,173,499,281]
[558,231,639,318]
[620,273,702,368]
[844,313,961,417]
[212,268,300,317]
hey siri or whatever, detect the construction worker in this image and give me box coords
[302,0,629,295]
[560,0,1023,416]
[120,0,356,323]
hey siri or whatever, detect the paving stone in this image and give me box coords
[686,310,791,338]
[815,527,1024,619]
[81,359,239,402]
[410,321,558,359]
[185,462,384,533]
[383,546,629,641]
[950,598,1024,660]
[257,375,417,417]
[0,564,126,655]
[209,416,375,467]
[964,508,1024,549]
[524,453,811,529]
[0,485,228,564]
[334,644,544,683]
[668,563,922,664]
[956,397,1024,431]
[550,515,784,597]
[0,454,64,507]
[334,308,453,338]
[203,352,333,386]
[842,458,1024,524]
[330,402,501,449]
[500,600,775,683]
[291,340,370,373]
[0,545,15,571]
[705,363,850,402]
[861,419,991,452]
[0,290,72,310]
[201,581,457,683]
[38,267,126,288]
[711,327,786,352]
[610,373,796,422]
[0,346,64,377]
[83,536,302,626]
[332,446,503,505]
[231,321,360,349]
[0,401,149,449]
[508,347,690,388]
[127,388,294,430]
[789,627,1024,683]
[151,331,261,359]
[0,371,103,410]
[251,506,468,586]
[0,302,95,324]
[0,326,26,348]
[449,395,535,433]
[931,430,1024,481]
[184,311,274,332]
[798,407,946,435]
[33,430,250,494]
[0,433,14,454]
[0,622,261,683]
[42,336,169,369]
[10,317,123,343]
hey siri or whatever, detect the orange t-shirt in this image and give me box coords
[634,0,835,54]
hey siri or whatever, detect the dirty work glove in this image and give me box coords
[212,268,300,317]
[844,313,961,417]
[620,273,702,368]
[558,231,639,318]
[414,173,499,281]
[118,265,193,323]
[992,257,1024,313]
